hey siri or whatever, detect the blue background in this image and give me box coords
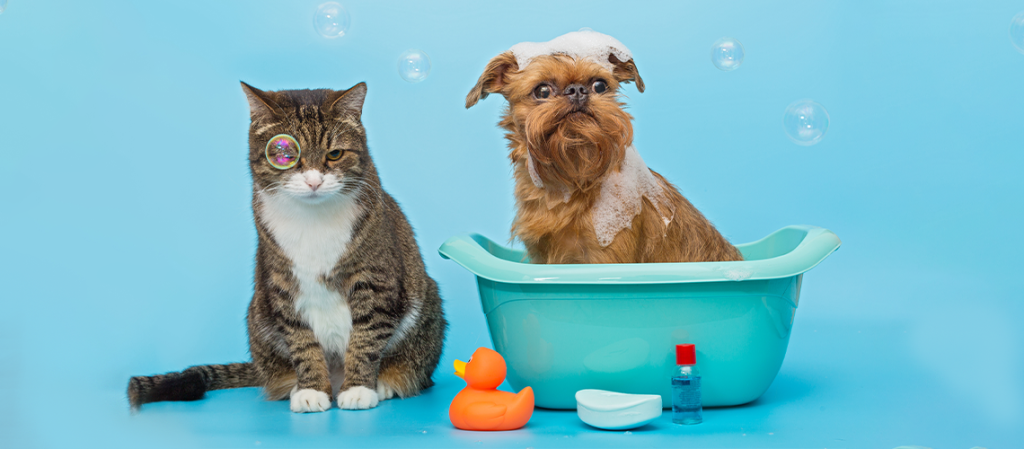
[1,0,1021,448]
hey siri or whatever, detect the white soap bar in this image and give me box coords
[575,389,662,430]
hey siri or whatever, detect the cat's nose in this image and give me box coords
[305,176,323,191]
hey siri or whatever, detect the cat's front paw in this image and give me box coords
[290,388,332,413]
[337,386,379,410]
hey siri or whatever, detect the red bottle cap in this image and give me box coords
[676,344,696,365]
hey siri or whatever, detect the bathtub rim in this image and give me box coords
[438,225,841,285]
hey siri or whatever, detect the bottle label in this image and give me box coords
[672,376,702,408]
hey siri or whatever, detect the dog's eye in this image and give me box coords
[592,80,608,94]
[327,149,344,161]
[534,85,552,99]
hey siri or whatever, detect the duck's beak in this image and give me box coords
[453,360,467,378]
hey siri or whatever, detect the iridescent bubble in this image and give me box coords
[711,38,744,71]
[783,100,830,146]
[266,134,301,169]
[1011,11,1024,54]
[314,2,350,39]
[398,49,431,83]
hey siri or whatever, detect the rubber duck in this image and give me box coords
[449,347,534,431]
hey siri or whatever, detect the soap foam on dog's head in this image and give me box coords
[509,30,633,71]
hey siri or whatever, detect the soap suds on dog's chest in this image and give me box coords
[591,146,675,247]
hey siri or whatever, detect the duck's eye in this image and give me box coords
[592,79,608,94]
[533,84,552,99]
[265,134,300,170]
[327,149,343,161]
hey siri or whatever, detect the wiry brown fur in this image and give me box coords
[467,51,742,264]
[127,82,446,411]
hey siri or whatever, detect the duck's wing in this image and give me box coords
[463,402,508,430]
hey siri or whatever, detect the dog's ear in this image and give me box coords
[608,54,644,93]
[466,52,519,108]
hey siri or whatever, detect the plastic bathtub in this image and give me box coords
[438,225,841,409]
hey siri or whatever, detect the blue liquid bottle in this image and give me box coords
[672,344,702,425]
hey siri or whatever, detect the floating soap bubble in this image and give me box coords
[711,38,744,71]
[0,0,7,14]
[782,100,830,146]
[398,49,431,83]
[1012,11,1024,54]
[266,134,300,169]
[314,2,350,39]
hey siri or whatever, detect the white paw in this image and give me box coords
[376,381,396,400]
[289,387,332,413]
[337,386,379,410]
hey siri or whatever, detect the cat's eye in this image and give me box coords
[265,134,300,170]
[533,84,552,99]
[327,149,344,161]
[592,79,608,94]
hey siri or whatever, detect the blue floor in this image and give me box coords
[5,313,1019,448]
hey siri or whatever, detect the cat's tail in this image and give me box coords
[127,362,259,410]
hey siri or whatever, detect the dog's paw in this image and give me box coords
[290,388,332,413]
[376,380,396,401]
[337,386,379,410]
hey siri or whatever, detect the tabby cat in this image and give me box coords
[127,82,447,413]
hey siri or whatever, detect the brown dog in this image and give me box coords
[466,31,742,264]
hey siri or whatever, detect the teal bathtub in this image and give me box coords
[438,225,841,409]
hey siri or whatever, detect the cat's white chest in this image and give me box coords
[258,192,363,359]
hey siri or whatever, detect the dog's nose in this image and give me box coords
[563,84,588,106]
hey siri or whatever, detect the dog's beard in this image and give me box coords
[523,102,633,191]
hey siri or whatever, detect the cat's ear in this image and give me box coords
[327,82,367,120]
[240,81,284,118]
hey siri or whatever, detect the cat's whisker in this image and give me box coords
[343,184,376,210]
[343,178,385,210]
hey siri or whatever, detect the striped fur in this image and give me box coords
[127,82,447,412]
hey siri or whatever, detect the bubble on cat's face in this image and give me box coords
[266,134,300,169]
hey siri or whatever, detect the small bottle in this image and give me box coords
[671,344,702,425]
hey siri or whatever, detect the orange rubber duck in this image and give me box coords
[449,347,534,431]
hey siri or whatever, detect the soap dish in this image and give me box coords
[575,389,662,430]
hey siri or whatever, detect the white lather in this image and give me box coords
[509,29,633,72]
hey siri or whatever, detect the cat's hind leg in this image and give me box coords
[373,298,446,400]
[376,360,421,399]
[375,379,396,401]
